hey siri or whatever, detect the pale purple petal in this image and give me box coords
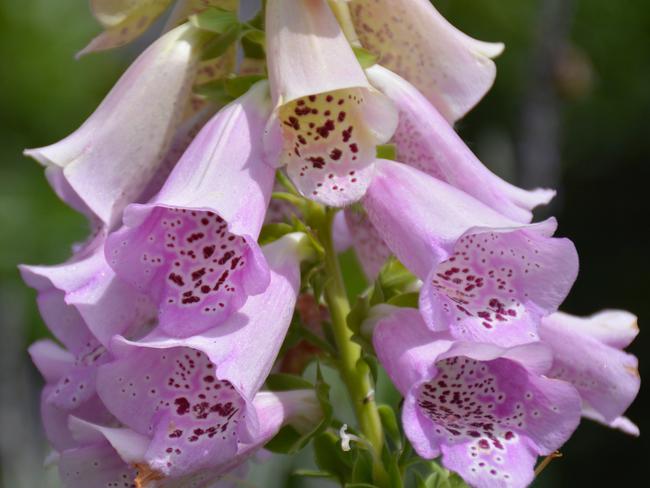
[545,310,638,349]
[105,82,275,337]
[25,25,201,226]
[366,65,554,222]
[97,234,303,477]
[364,160,578,346]
[20,238,154,348]
[581,408,640,436]
[58,443,138,488]
[540,312,640,425]
[344,207,391,279]
[373,309,581,487]
[349,0,504,121]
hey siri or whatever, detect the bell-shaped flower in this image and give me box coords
[366,65,554,223]
[373,307,581,488]
[52,388,319,488]
[20,236,155,347]
[25,24,204,227]
[349,0,504,122]
[265,0,398,206]
[363,160,579,346]
[96,234,308,478]
[105,82,275,337]
[540,310,641,435]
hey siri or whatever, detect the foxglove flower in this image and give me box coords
[96,234,306,478]
[105,82,275,337]
[55,388,318,488]
[349,0,504,122]
[265,0,398,206]
[20,236,154,348]
[364,160,578,346]
[366,65,554,223]
[540,310,640,435]
[373,307,581,488]
[25,24,203,227]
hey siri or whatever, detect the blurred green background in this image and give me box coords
[0,0,647,486]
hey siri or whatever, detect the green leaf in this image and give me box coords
[376,144,396,160]
[353,46,379,69]
[264,425,305,454]
[190,7,239,34]
[350,447,375,485]
[193,79,232,104]
[382,445,404,488]
[224,74,265,98]
[377,258,418,300]
[292,469,335,479]
[259,222,294,245]
[387,292,420,308]
[314,431,354,483]
[377,404,401,445]
[242,27,265,47]
[266,373,314,391]
[201,23,241,60]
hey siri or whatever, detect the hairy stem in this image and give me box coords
[316,207,389,486]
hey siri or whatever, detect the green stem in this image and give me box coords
[316,208,389,487]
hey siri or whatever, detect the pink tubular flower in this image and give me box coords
[265,0,398,206]
[105,82,275,337]
[25,24,203,227]
[540,310,641,435]
[366,65,554,223]
[349,0,504,122]
[96,234,308,478]
[373,307,581,488]
[363,160,579,347]
[54,389,318,488]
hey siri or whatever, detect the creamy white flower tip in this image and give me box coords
[349,0,504,121]
[265,0,397,206]
[25,24,203,227]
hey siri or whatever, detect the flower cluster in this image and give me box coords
[22,1,639,487]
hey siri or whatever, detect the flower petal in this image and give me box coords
[265,0,397,205]
[374,309,581,488]
[350,0,504,121]
[364,160,578,346]
[105,82,275,337]
[25,25,202,226]
[366,65,554,222]
[540,312,640,424]
[97,234,303,477]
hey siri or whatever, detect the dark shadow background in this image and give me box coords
[0,0,647,486]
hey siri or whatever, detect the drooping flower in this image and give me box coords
[54,389,319,488]
[349,0,504,122]
[105,82,275,337]
[265,0,398,206]
[366,65,554,223]
[25,24,204,227]
[96,233,308,478]
[373,307,581,488]
[539,310,641,435]
[363,160,579,346]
